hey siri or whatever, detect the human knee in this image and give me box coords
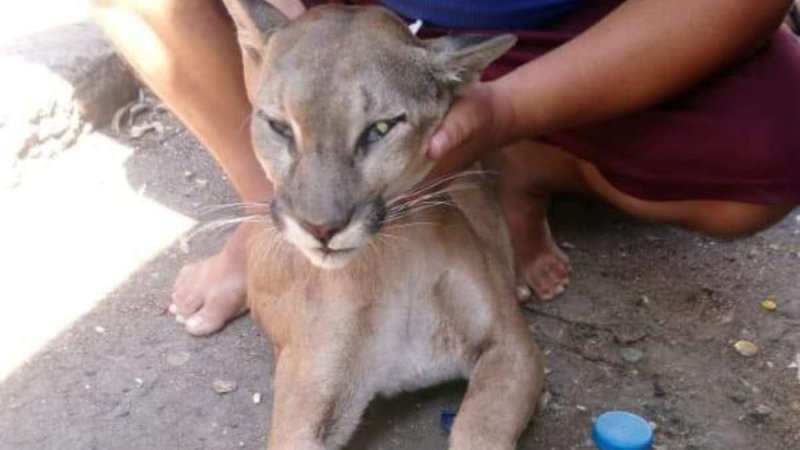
[496,141,583,194]
[89,0,194,18]
[89,0,142,10]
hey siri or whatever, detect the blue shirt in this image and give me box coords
[378,0,587,29]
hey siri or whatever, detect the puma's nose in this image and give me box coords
[297,218,347,244]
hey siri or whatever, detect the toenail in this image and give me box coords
[168,304,177,314]
[186,316,206,331]
[175,314,186,324]
[554,285,565,295]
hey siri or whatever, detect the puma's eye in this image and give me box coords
[360,115,406,148]
[256,110,293,140]
[365,121,393,144]
[268,119,294,140]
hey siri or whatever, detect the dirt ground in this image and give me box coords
[1,106,798,450]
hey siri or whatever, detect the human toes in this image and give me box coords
[520,257,571,301]
[183,298,248,336]
[184,310,226,336]
[170,264,206,317]
[171,284,205,318]
[516,283,533,302]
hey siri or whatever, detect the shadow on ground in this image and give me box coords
[0,107,798,450]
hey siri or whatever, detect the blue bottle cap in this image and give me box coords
[592,411,654,450]
[440,408,457,433]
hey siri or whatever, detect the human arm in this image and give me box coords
[427,0,795,174]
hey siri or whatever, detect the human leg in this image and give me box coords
[492,140,587,301]
[90,0,288,335]
[577,162,794,238]
[496,141,793,301]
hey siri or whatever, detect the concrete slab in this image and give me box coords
[0,0,138,186]
[0,0,92,45]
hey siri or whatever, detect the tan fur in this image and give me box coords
[222,2,544,448]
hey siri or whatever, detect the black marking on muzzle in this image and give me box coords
[366,198,387,234]
[269,198,286,231]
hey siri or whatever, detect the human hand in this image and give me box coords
[425,82,516,180]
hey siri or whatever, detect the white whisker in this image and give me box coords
[385,221,437,230]
[185,214,274,242]
[384,200,456,224]
[377,231,411,244]
[237,111,254,133]
[197,201,271,215]
[386,169,495,206]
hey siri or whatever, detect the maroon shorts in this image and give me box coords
[346,0,800,204]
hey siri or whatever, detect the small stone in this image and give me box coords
[134,378,144,386]
[213,379,238,394]
[788,353,800,381]
[789,401,800,412]
[768,244,780,251]
[516,284,532,302]
[252,392,262,404]
[178,236,191,254]
[621,347,645,363]
[166,351,191,367]
[94,326,106,334]
[728,387,750,404]
[195,178,209,188]
[537,390,552,410]
[734,340,759,357]
[613,326,648,345]
[750,403,773,423]
[183,170,195,180]
[652,379,667,398]
[760,298,777,312]
[576,404,588,412]
[561,241,577,250]
[755,404,773,416]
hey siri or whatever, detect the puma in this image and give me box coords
[221,1,544,448]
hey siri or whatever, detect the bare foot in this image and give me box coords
[500,186,571,302]
[512,220,571,302]
[488,140,585,302]
[170,224,249,336]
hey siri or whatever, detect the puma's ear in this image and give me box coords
[426,34,517,87]
[222,0,289,67]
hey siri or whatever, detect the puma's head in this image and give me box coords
[223,1,515,269]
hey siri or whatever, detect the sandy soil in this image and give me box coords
[1,108,798,450]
